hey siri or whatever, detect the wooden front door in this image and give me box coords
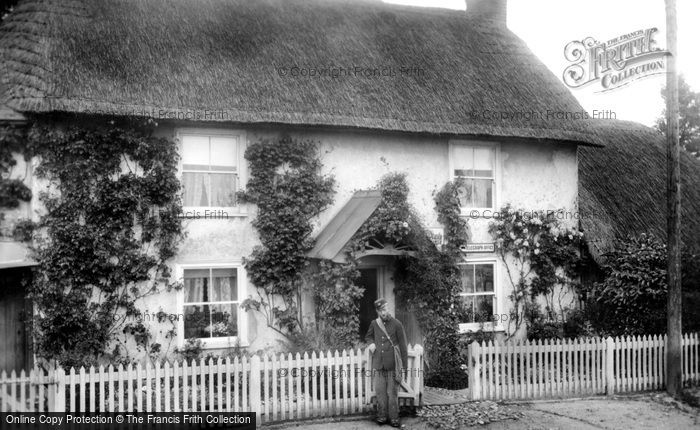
[358,268,378,338]
[0,268,32,371]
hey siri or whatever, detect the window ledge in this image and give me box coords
[198,337,248,349]
[180,207,249,219]
[458,323,506,334]
[459,209,497,219]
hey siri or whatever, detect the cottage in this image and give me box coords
[1,0,697,370]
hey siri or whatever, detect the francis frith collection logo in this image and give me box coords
[563,28,670,92]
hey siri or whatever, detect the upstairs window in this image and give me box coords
[450,143,496,210]
[181,134,240,207]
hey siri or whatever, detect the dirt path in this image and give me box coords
[271,394,700,430]
[481,397,699,429]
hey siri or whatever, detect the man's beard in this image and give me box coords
[380,314,390,321]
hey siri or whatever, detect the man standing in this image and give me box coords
[365,298,408,427]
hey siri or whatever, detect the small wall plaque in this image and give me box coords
[460,243,496,253]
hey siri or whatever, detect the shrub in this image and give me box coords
[580,234,700,336]
[175,338,204,362]
[524,302,562,340]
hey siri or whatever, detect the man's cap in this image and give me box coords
[374,298,388,310]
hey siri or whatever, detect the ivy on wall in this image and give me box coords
[239,135,336,342]
[305,260,363,351]
[1,120,184,367]
[488,205,584,338]
[350,173,417,252]
[434,178,470,256]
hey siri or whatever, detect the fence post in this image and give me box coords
[366,344,376,405]
[249,355,261,425]
[469,342,481,400]
[413,344,424,405]
[49,366,66,412]
[605,337,615,395]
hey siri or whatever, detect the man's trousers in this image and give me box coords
[375,369,398,422]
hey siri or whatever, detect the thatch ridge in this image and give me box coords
[0,0,600,145]
[579,119,700,261]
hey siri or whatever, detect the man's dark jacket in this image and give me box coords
[364,316,408,370]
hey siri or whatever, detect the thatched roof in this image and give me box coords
[0,0,600,145]
[579,120,700,262]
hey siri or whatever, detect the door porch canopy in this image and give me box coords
[308,190,417,263]
[0,241,37,270]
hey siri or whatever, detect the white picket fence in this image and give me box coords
[4,334,699,416]
[468,333,700,400]
[0,344,424,423]
[0,367,54,412]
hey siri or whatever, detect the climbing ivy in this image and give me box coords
[349,173,417,253]
[239,135,336,341]
[303,259,363,351]
[434,178,470,256]
[1,119,184,367]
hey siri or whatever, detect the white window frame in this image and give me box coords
[448,140,501,216]
[177,129,248,217]
[457,257,504,333]
[175,262,249,348]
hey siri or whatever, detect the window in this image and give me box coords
[450,143,496,209]
[183,267,241,341]
[181,134,240,207]
[458,262,496,325]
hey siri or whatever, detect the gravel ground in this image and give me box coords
[416,401,523,429]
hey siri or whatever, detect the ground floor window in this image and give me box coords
[458,261,497,330]
[182,267,242,342]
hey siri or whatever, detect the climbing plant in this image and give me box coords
[239,135,336,342]
[488,205,584,338]
[349,173,470,388]
[434,178,470,256]
[349,172,417,253]
[396,177,474,388]
[1,119,184,367]
[303,259,363,351]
